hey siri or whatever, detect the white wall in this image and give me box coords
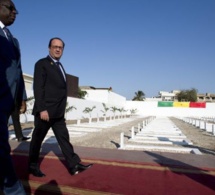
[24,90,126,121]
[24,89,215,122]
[66,97,116,120]
[85,90,126,107]
[125,101,215,117]
[23,74,215,120]
[107,91,126,107]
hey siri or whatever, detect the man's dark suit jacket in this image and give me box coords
[0,27,27,114]
[32,56,67,118]
[0,25,27,192]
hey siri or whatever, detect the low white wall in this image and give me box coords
[66,97,118,120]
[24,90,126,121]
[125,101,215,117]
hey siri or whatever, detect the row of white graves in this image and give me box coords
[179,117,215,136]
[119,116,202,155]
[9,116,138,144]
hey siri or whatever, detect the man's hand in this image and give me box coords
[20,101,26,114]
[40,110,49,121]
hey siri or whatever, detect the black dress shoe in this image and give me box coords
[69,166,79,175]
[29,166,46,177]
[69,163,93,175]
[18,136,31,142]
[77,163,93,170]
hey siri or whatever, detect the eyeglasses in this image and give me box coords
[51,46,64,50]
[0,4,19,14]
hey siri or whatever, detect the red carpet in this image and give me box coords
[12,152,215,195]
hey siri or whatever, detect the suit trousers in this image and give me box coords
[29,115,81,168]
[0,111,26,194]
[11,105,23,139]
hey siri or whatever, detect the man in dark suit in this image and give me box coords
[0,0,26,194]
[28,37,92,177]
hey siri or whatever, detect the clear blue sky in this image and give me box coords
[11,0,215,100]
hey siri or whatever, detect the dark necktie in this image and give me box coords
[56,62,66,80]
[3,27,18,58]
[3,27,13,43]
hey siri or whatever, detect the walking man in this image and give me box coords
[28,37,92,177]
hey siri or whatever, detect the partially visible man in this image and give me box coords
[0,0,27,194]
[28,37,93,177]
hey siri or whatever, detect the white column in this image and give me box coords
[120,132,124,149]
[204,121,207,130]
[199,121,204,129]
[145,120,148,126]
[212,124,215,136]
[131,127,134,139]
[89,118,92,124]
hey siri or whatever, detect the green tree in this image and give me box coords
[118,107,127,118]
[101,103,109,117]
[110,106,118,119]
[130,109,137,116]
[176,88,198,102]
[83,106,96,118]
[65,102,77,113]
[132,90,145,101]
[65,102,76,119]
[77,87,87,99]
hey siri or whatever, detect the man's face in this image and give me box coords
[49,39,64,60]
[0,0,18,26]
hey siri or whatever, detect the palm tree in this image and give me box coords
[101,103,109,120]
[65,102,77,120]
[110,106,118,119]
[118,107,127,118]
[130,108,137,116]
[132,90,145,101]
[25,96,35,114]
[83,106,96,122]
